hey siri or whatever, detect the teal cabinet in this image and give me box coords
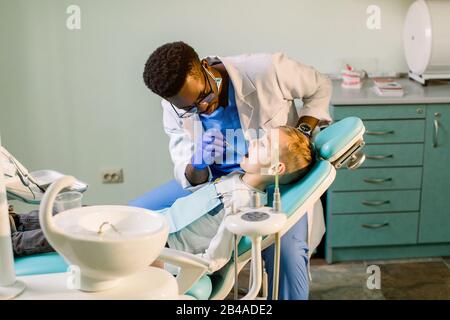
[362,144,424,167]
[330,212,419,247]
[363,119,425,144]
[419,105,450,243]
[333,167,423,191]
[326,104,450,263]
[331,190,421,214]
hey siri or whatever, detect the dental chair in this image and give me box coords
[13,117,366,300]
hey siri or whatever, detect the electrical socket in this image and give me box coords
[101,168,124,184]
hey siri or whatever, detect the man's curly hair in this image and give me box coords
[143,41,200,98]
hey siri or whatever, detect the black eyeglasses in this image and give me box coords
[170,67,215,118]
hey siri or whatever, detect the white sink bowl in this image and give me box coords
[41,197,168,292]
[55,206,168,291]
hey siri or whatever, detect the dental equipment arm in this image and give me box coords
[225,206,286,300]
[158,248,210,294]
[1,146,45,192]
[272,168,282,300]
[1,146,88,204]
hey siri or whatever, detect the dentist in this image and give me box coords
[132,41,332,300]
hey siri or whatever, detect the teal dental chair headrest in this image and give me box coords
[314,117,365,161]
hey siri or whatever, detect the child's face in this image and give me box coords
[240,129,288,175]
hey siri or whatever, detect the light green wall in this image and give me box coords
[0,0,414,208]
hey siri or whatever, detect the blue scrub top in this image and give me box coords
[199,82,248,179]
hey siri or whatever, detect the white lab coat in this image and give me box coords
[161,52,332,258]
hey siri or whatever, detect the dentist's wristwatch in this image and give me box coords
[297,123,312,138]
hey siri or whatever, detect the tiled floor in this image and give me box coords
[310,257,450,300]
[227,256,450,300]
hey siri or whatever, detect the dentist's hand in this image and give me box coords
[191,129,225,170]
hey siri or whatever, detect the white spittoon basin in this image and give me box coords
[45,205,170,292]
[39,176,176,297]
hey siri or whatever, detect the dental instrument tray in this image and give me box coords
[1,146,88,204]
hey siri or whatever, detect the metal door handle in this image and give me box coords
[366,130,395,136]
[361,222,389,229]
[362,200,390,206]
[366,154,394,160]
[433,118,440,148]
[363,178,393,184]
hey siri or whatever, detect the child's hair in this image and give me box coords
[278,126,314,182]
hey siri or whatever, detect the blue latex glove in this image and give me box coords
[191,128,225,170]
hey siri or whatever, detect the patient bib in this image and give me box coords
[214,172,267,209]
[157,183,222,234]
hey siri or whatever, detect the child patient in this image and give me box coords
[157,125,313,273]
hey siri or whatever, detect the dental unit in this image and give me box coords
[1,146,87,204]
[0,116,366,300]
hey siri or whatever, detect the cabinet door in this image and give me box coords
[419,105,450,243]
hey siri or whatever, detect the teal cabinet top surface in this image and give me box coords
[331,78,450,105]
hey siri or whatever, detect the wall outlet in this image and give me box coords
[101,168,124,184]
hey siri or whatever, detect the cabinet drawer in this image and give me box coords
[364,120,425,144]
[333,105,425,120]
[331,190,421,214]
[333,167,422,191]
[361,144,423,167]
[330,212,419,247]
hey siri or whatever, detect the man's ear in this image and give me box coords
[200,59,209,69]
[269,162,286,175]
[277,162,287,175]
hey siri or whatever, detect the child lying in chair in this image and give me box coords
[154,125,313,273]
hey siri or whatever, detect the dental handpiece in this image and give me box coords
[2,147,46,192]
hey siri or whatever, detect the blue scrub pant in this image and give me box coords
[129,179,310,300]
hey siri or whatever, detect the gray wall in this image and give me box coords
[0,0,414,208]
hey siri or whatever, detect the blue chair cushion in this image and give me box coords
[185,274,212,300]
[314,117,364,160]
[15,252,68,276]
